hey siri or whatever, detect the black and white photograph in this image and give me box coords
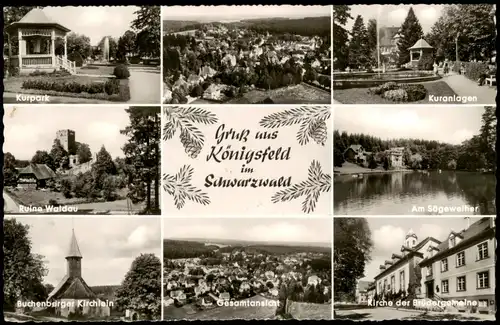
[163,218,332,320]
[333,4,496,105]
[3,105,161,215]
[333,105,496,215]
[3,216,161,322]
[162,5,331,104]
[162,105,332,216]
[4,6,161,104]
[334,217,496,320]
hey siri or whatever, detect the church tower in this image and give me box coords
[66,229,82,278]
[405,228,418,248]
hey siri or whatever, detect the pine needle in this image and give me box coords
[162,166,211,210]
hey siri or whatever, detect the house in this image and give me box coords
[221,53,236,67]
[343,145,372,165]
[219,292,230,301]
[163,297,174,307]
[170,290,184,299]
[239,281,251,293]
[265,271,275,280]
[419,217,496,314]
[198,66,216,78]
[203,84,223,101]
[308,275,321,286]
[48,229,110,318]
[187,74,203,85]
[201,296,214,306]
[374,228,441,301]
[378,26,402,67]
[17,163,56,189]
[356,280,371,304]
[4,8,75,75]
[269,288,279,297]
[387,147,405,168]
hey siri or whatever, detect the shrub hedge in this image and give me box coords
[450,61,492,81]
[22,78,121,96]
[369,82,427,102]
[113,64,130,79]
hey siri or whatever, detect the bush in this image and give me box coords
[104,79,120,95]
[102,175,118,201]
[383,88,408,102]
[113,64,130,79]
[190,84,204,97]
[417,53,434,71]
[60,179,73,198]
[29,70,48,76]
[368,82,398,95]
[401,84,427,101]
[129,56,141,64]
[86,82,105,94]
[48,199,59,206]
[68,52,84,67]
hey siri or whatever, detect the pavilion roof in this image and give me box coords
[5,8,71,34]
[409,39,433,50]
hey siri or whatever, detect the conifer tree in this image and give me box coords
[397,7,424,66]
[348,15,370,69]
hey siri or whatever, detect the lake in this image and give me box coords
[334,171,496,215]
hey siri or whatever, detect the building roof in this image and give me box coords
[420,217,495,266]
[5,8,71,34]
[344,144,363,153]
[18,163,56,180]
[67,229,82,258]
[48,275,97,300]
[409,39,433,50]
[406,228,417,239]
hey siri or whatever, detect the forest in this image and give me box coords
[334,106,496,172]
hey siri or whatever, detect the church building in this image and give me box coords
[48,229,111,318]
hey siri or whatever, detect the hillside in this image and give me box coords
[163,20,200,33]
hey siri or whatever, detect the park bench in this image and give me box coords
[485,74,496,87]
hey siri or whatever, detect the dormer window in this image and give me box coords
[449,235,456,248]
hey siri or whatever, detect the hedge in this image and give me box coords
[22,78,121,95]
[450,61,492,81]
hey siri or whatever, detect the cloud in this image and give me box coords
[39,244,64,259]
[372,225,405,255]
[449,129,474,145]
[166,224,227,239]
[419,223,444,241]
[244,222,326,243]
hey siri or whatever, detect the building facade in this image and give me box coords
[374,229,440,300]
[419,217,496,314]
[56,129,77,154]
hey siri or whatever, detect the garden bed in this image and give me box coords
[4,75,130,102]
[334,81,459,104]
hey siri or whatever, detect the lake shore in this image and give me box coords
[334,162,414,176]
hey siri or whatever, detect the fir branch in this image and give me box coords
[162,106,218,158]
[271,160,331,214]
[163,166,211,210]
[260,106,331,146]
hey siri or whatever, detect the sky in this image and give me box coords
[162,5,330,21]
[3,105,131,160]
[42,6,140,45]
[6,216,161,287]
[343,5,444,34]
[164,218,332,245]
[334,106,485,145]
[359,216,484,281]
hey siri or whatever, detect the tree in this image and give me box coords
[121,107,161,214]
[332,5,352,70]
[334,218,373,301]
[76,143,92,164]
[366,19,378,67]
[4,152,19,186]
[115,254,161,320]
[31,150,55,170]
[397,7,424,66]
[3,218,48,311]
[50,139,69,170]
[131,6,161,58]
[348,15,370,69]
[118,30,137,59]
[64,32,92,58]
[479,106,496,170]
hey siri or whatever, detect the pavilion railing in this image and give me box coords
[21,55,53,66]
[55,56,77,75]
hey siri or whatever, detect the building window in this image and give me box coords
[441,258,448,272]
[399,271,405,291]
[427,265,433,276]
[477,271,489,289]
[477,242,489,260]
[457,276,466,292]
[391,275,395,293]
[441,280,449,293]
[478,299,488,308]
[450,236,456,247]
[456,251,465,267]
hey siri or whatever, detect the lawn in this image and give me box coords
[227,83,331,104]
[333,81,460,104]
[4,74,130,102]
[77,65,115,75]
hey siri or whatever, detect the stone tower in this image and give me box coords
[56,129,76,155]
[66,229,82,278]
[405,228,418,248]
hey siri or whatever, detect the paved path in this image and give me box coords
[440,72,496,104]
[336,308,422,320]
[128,70,161,103]
[3,191,20,213]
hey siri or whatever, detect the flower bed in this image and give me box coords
[368,82,427,102]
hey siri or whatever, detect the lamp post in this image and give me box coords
[455,32,460,64]
[376,5,381,77]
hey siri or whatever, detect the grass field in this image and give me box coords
[227,83,331,104]
[333,81,459,104]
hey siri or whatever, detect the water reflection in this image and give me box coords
[334,171,496,215]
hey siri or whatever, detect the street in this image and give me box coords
[335,308,495,321]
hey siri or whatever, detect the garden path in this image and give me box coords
[128,69,161,103]
[441,72,496,104]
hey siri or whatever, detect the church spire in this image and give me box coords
[66,228,82,259]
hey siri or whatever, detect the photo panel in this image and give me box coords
[163,217,333,320]
[333,105,496,216]
[333,216,496,321]
[162,105,333,216]
[162,5,332,105]
[3,6,161,104]
[3,105,161,215]
[333,4,496,105]
[3,216,162,321]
